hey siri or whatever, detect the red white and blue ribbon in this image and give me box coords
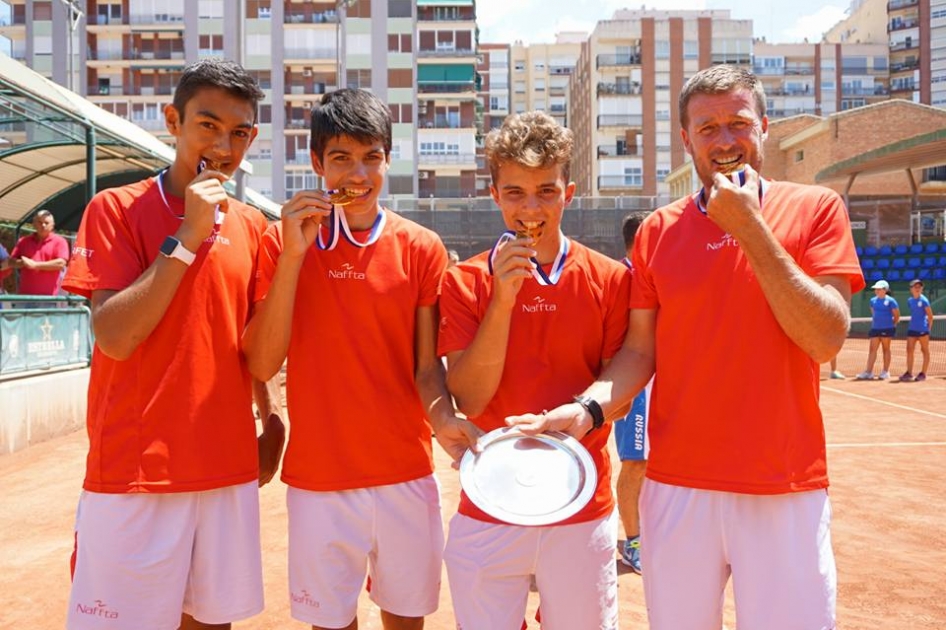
[316,206,386,250]
[487,230,569,286]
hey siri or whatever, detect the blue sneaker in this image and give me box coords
[621,536,642,574]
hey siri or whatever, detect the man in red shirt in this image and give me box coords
[511,65,864,630]
[62,58,283,630]
[3,209,70,297]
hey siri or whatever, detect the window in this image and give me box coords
[388,0,412,18]
[259,104,272,124]
[794,150,804,163]
[389,68,413,88]
[514,60,525,72]
[388,175,414,195]
[198,0,223,19]
[657,167,670,182]
[33,2,52,21]
[346,69,372,90]
[247,34,270,56]
[683,41,698,60]
[623,167,642,187]
[655,41,670,60]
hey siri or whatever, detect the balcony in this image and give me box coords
[783,66,815,75]
[890,59,920,73]
[596,53,641,69]
[549,104,566,113]
[597,82,641,96]
[417,9,476,22]
[768,87,813,96]
[597,145,640,157]
[598,176,642,190]
[418,153,476,165]
[87,14,126,26]
[284,47,337,60]
[597,114,643,129]
[418,47,476,58]
[129,13,184,25]
[418,118,471,130]
[889,40,918,52]
[888,17,919,31]
[418,81,476,95]
[841,86,889,96]
[285,11,338,24]
[711,55,751,66]
[0,15,26,26]
[888,0,918,10]
[550,66,573,75]
[766,108,818,118]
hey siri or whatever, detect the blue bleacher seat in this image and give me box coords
[892,258,906,269]
[939,256,946,267]
[919,268,932,280]
[894,244,908,255]
[909,243,924,254]
[879,245,893,256]
[933,268,946,280]
[877,259,891,269]
[855,246,864,257]
[868,270,884,282]
[925,242,939,253]
[888,270,902,281]
[864,245,878,256]
[923,256,937,268]
[907,257,921,268]
[861,259,875,270]
[941,242,946,253]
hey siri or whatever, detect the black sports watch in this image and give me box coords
[573,395,605,432]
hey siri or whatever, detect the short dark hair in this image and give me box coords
[678,65,766,129]
[622,211,649,249]
[173,58,265,122]
[310,89,392,160]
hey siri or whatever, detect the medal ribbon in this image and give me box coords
[487,230,569,286]
[155,168,225,225]
[695,170,767,215]
[316,207,386,250]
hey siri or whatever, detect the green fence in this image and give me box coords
[0,295,92,378]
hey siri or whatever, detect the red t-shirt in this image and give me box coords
[62,177,268,493]
[438,240,631,525]
[11,232,70,295]
[254,210,447,491]
[631,180,866,494]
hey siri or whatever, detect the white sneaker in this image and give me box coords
[878,371,890,380]
[855,371,874,380]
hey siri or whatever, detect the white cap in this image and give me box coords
[871,280,890,290]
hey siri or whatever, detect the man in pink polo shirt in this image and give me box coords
[4,210,70,296]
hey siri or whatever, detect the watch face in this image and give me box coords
[160,236,179,256]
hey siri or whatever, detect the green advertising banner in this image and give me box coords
[0,309,92,376]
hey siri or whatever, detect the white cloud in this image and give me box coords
[780,6,848,42]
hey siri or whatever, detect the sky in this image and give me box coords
[478,0,852,46]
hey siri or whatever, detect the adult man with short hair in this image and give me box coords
[4,209,70,297]
[511,65,864,630]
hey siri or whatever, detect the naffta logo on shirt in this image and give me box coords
[706,232,739,251]
[522,295,557,313]
[328,262,366,280]
[75,599,119,619]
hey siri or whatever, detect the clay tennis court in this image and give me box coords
[2,366,944,628]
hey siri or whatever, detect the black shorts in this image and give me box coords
[868,328,896,338]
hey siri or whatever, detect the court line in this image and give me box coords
[821,386,946,420]
[827,441,946,448]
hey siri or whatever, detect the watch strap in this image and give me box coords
[573,395,605,432]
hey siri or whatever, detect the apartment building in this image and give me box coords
[476,42,510,194]
[0,0,480,200]
[825,0,946,108]
[569,9,752,199]
[416,0,479,197]
[754,41,889,117]
[508,32,583,129]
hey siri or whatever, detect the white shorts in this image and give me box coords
[641,480,836,630]
[287,475,444,627]
[67,482,263,630]
[444,511,618,630]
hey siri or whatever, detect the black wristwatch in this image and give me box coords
[573,395,605,432]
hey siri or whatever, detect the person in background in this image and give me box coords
[613,211,651,575]
[856,279,899,380]
[828,356,845,380]
[4,209,70,298]
[900,278,933,382]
